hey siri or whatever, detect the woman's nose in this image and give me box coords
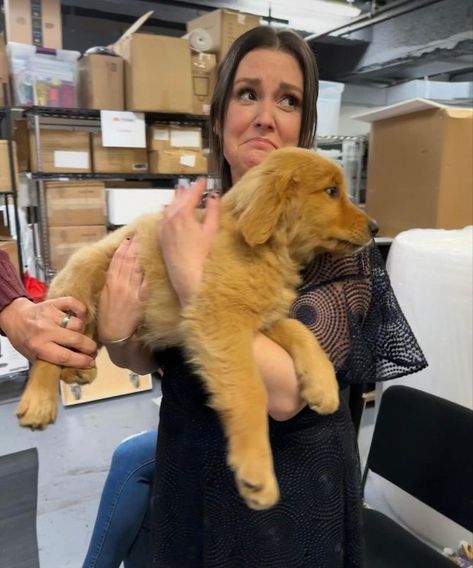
[254,101,275,129]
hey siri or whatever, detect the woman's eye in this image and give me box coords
[325,186,339,198]
[281,95,299,109]
[236,88,256,102]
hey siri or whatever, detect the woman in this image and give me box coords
[97,26,426,567]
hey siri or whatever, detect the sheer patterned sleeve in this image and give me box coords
[289,244,427,387]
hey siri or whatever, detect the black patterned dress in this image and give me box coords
[149,245,427,568]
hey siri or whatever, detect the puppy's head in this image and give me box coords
[227,147,376,263]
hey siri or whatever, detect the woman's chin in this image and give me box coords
[244,148,274,168]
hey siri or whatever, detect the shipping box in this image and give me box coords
[4,0,62,49]
[147,124,202,151]
[49,225,106,270]
[0,237,20,274]
[0,140,20,193]
[191,52,217,115]
[45,181,106,227]
[148,149,207,175]
[13,120,29,171]
[356,99,473,237]
[186,9,260,61]
[29,130,91,173]
[78,54,124,110]
[92,133,148,173]
[111,12,193,113]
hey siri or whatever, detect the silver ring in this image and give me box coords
[60,312,72,329]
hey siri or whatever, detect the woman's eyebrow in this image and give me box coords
[280,82,303,95]
[234,77,261,86]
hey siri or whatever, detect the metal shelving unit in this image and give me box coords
[23,105,210,282]
[0,87,24,274]
[316,134,368,204]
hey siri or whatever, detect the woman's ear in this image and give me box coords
[236,168,291,246]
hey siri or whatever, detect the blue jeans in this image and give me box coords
[82,430,157,568]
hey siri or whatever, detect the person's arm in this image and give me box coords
[97,235,158,375]
[0,251,97,368]
[158,180,304,421]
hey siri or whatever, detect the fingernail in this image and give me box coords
[88,360,96,368]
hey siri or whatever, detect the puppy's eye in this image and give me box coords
[325,186,339,198]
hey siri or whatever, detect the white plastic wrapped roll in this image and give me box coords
[368,226,473,551]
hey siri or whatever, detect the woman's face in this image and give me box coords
[222,48,303,184]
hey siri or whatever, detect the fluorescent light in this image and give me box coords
[267,0,361,18]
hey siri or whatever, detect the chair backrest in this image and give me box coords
[0,447,40,568]
[362,385,473,532]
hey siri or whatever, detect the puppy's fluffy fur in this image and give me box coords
[16,147,373,510]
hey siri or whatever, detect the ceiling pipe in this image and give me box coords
[305,0,445,42]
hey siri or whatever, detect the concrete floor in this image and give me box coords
[0,382,161,568]
[0,381,375,568]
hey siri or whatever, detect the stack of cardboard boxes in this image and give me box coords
[45,181,106,270]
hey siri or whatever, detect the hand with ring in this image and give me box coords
[0,296,97,368]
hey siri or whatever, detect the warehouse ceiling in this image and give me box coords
[0,0,472,86]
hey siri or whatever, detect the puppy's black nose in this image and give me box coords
[368,219,379,237]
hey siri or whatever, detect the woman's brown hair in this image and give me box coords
[209,26,319,193]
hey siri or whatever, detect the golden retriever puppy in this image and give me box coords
[16,147,375,510]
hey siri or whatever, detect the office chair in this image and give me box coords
[362,385,473,568]
[0,448,40,568]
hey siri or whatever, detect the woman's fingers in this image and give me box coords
[46,296,88,322]
[35,341,96,369]
[203,192,221,238]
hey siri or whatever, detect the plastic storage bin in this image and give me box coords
[317,80,345,136]
[7,43,80,108]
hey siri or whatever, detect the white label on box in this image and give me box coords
[171,130,201,148]
[54,151,90,169]
[0,336,29,377]
[180,154,196,167]
[100,110,146,148]
[153,129,170,141]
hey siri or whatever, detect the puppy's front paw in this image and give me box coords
[227,436,279,510]
[60,367,97,385]
[16,390,58,430]
[300,361,339,415]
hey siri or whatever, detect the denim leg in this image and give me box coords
[82,430,157,568]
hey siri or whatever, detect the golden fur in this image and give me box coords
[16,147,373,510]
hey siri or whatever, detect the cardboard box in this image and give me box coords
[78,54,124,110]
[147,124,202,151]
[49,225,106,270]
[356,99,473,237]
[186,9,261,61]
[4,0,62,49]
[29,130,91,173]
[45,181,106,227]
[0,33,10,106]
[0,238,20,274]
[0,140,20,193]
[13,120,30,171]
[0,336,29,379]
[60,347,152,406]
[148,149,207,175]
[112,13,193,113]
[92,133,148,173]
[191,52,217,115]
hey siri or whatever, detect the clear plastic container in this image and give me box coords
[317,80,345,136]
[7,43,80,108]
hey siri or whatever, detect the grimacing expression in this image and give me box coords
[223,48,304,184]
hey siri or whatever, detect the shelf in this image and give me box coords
[29,172,206,181]
[21,106,209,124]
[317,134,368,144]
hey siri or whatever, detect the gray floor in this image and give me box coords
[0,383,376,568]
[0,382,161,568]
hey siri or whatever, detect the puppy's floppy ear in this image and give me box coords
[237,168,292,246]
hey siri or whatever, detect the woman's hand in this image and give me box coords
[158,179,221,307]
[0,296,97,368]
[98,235,148,342]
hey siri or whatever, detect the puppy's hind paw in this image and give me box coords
[60,367,97,385]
